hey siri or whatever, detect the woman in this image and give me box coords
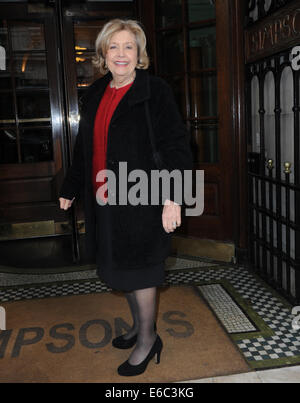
[59,19,192,377]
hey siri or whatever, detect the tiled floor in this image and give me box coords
[198,283,257,333]
[1,255,300,382]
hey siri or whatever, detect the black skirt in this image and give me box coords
[95,202,165,292]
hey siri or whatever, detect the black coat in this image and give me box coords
[59,68,193,269]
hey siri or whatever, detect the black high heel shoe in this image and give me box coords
[117,335,163,377]
[112,323,157,350]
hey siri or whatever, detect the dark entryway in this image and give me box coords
[0,1,136,267]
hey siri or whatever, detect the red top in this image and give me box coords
[92,81,133,200]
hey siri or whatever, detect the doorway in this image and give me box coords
[0,0,135,267]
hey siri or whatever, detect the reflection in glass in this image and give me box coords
[251,75,260,153]
[0,129,18,164]
[17,92,51,120]
[11,22,45,51]
[188,0,215,23]
[76,52,102,87]
[192,124,218,163]
[0,22,8,50]
[74,20,106,50]
[14,52,48,88]
[156,0,182,28]
[0,59,11,90]
[190,72,217,118]
[164,76,186,118]
[264,71,275,168]
[189,26,216,69]
[20,128,53,163]
[0,22,8,74]
[280,67,294,182]
[158,31,184,75]
[0,93,14,121]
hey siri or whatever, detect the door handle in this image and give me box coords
[68,113,80,126]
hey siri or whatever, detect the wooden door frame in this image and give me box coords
[137,0,248,254]
[0,3,66,224]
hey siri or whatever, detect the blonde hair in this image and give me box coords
[92,19,150,75]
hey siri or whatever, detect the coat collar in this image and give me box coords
[84,68,151,108]
[81,69,151,159]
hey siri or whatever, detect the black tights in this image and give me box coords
[124,287,157,365]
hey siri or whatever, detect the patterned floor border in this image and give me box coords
[1,261,300,370]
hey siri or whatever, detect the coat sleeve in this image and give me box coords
[153,80,194,205]
[59,124,85,201]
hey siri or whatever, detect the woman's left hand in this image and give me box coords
[162,199,181,233]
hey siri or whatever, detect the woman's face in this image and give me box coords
[106,30,138,80]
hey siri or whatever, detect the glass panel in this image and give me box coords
[0,22,8,74]
[164,75,186,118]
[190,72,217,117]
[0,21,8,49]
[0,59,11,89]
[192,124,218,163]
[280,66,294,182]
[189,26,216,69]
[76,51,102,88]
[188,0,215,22]
[0,128,18,163]
[264,0,272,12]
[74,20,107,50]
[10,21,45,51]
[251,75,260,153]
[14,52,48,89]
[156,0,182,28]
[264,71,275,167]
[0,92,15,122]
[17,92,51,121]
[21,128,53,163]
[158,31,184,75]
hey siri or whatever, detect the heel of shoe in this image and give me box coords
[155,350,161,364]
[155,338,163,364]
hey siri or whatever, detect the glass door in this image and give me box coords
[0,1,135,268]
[156,0,217,163]
[0,2,74,268]
[154,0,234,241]
[60,1,135,263]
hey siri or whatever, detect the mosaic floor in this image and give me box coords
[0,255,299,370]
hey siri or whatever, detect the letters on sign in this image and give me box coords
[245,5,300,63]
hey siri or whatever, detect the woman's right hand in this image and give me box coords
[59,197,75,210]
